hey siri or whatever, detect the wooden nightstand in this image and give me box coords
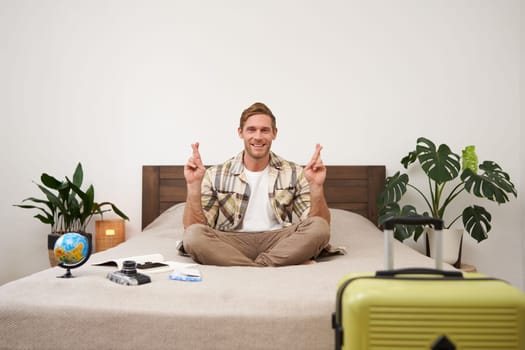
[459,263,477,273]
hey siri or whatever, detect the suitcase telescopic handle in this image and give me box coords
[383,216,443,230]
[376,267,463,278]
[382,216,444,270]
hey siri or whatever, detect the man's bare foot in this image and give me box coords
[301,259,317,265]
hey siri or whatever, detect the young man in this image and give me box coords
[182,102,330,266]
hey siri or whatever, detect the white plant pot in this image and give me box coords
[426,228,464,266]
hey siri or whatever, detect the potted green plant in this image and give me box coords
[377,137,517,266]
[14,162,129,266]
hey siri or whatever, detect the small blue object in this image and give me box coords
[169,274,202,282]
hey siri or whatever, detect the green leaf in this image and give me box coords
[401,151,418,169]
[378,202,401,226]
[21,197,51,205]
[461,161,517,204]
[34,214,54,225]
[376,172,408,207]
[93,202,129,221]
[378,203,425,242]
[110,203,129,220]
[72,162,83,187]
[67,195,81,219]
[82,185,95,222]
[85,185,95,206]
[15,203,53,219]
[66,178,89,226]
[462,205,492,242]
[41,173,62,190]
[67,178,88,201]
[37,184,64,212]
[13,204,41,209]
[416,137,460,184]
[13,203,54,226]
[461,145,478,172]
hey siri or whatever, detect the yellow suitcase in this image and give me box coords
[332,217,525,350]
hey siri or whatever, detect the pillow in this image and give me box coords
[144,202,186,231]
[328,208,380,245]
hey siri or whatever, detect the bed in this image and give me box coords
[0,165,446,350]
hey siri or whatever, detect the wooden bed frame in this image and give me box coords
[142,165,386,230]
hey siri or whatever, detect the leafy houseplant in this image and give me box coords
[377,137,517,244]
[14,162,129,265]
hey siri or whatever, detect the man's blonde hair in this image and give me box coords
[240,102,276,130]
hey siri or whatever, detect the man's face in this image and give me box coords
[238,114,277,162]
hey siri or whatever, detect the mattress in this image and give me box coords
[0,204,446,350]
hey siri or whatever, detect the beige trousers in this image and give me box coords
[182,217,330,267]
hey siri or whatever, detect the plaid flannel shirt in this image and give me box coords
[201,151,311,231]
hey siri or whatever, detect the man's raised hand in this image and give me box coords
[304,144,327,186]
[184,142,206,186]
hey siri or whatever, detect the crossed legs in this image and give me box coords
[182,217,330,267]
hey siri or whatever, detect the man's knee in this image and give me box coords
[182,224,208,251]
[306,216,331,245]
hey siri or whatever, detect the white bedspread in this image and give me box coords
[0,205,446,350]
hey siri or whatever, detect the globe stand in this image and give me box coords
[57,268,75,278]
[54,232,92,280]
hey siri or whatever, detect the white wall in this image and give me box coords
[1,0,522,289]
[520,4,525,289]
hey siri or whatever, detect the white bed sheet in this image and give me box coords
[0,204,445,350]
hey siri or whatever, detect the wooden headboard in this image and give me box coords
[142,165,386,230]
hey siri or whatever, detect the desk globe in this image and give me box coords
[53,232,92,278]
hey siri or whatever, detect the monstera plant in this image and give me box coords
[377,137,517,243]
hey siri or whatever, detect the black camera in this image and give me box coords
[106,260,151,286]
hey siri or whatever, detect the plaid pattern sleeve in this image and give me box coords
[201,169,220,228]
[201,152,311,231]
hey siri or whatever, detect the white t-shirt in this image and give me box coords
[240,166,282,232]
